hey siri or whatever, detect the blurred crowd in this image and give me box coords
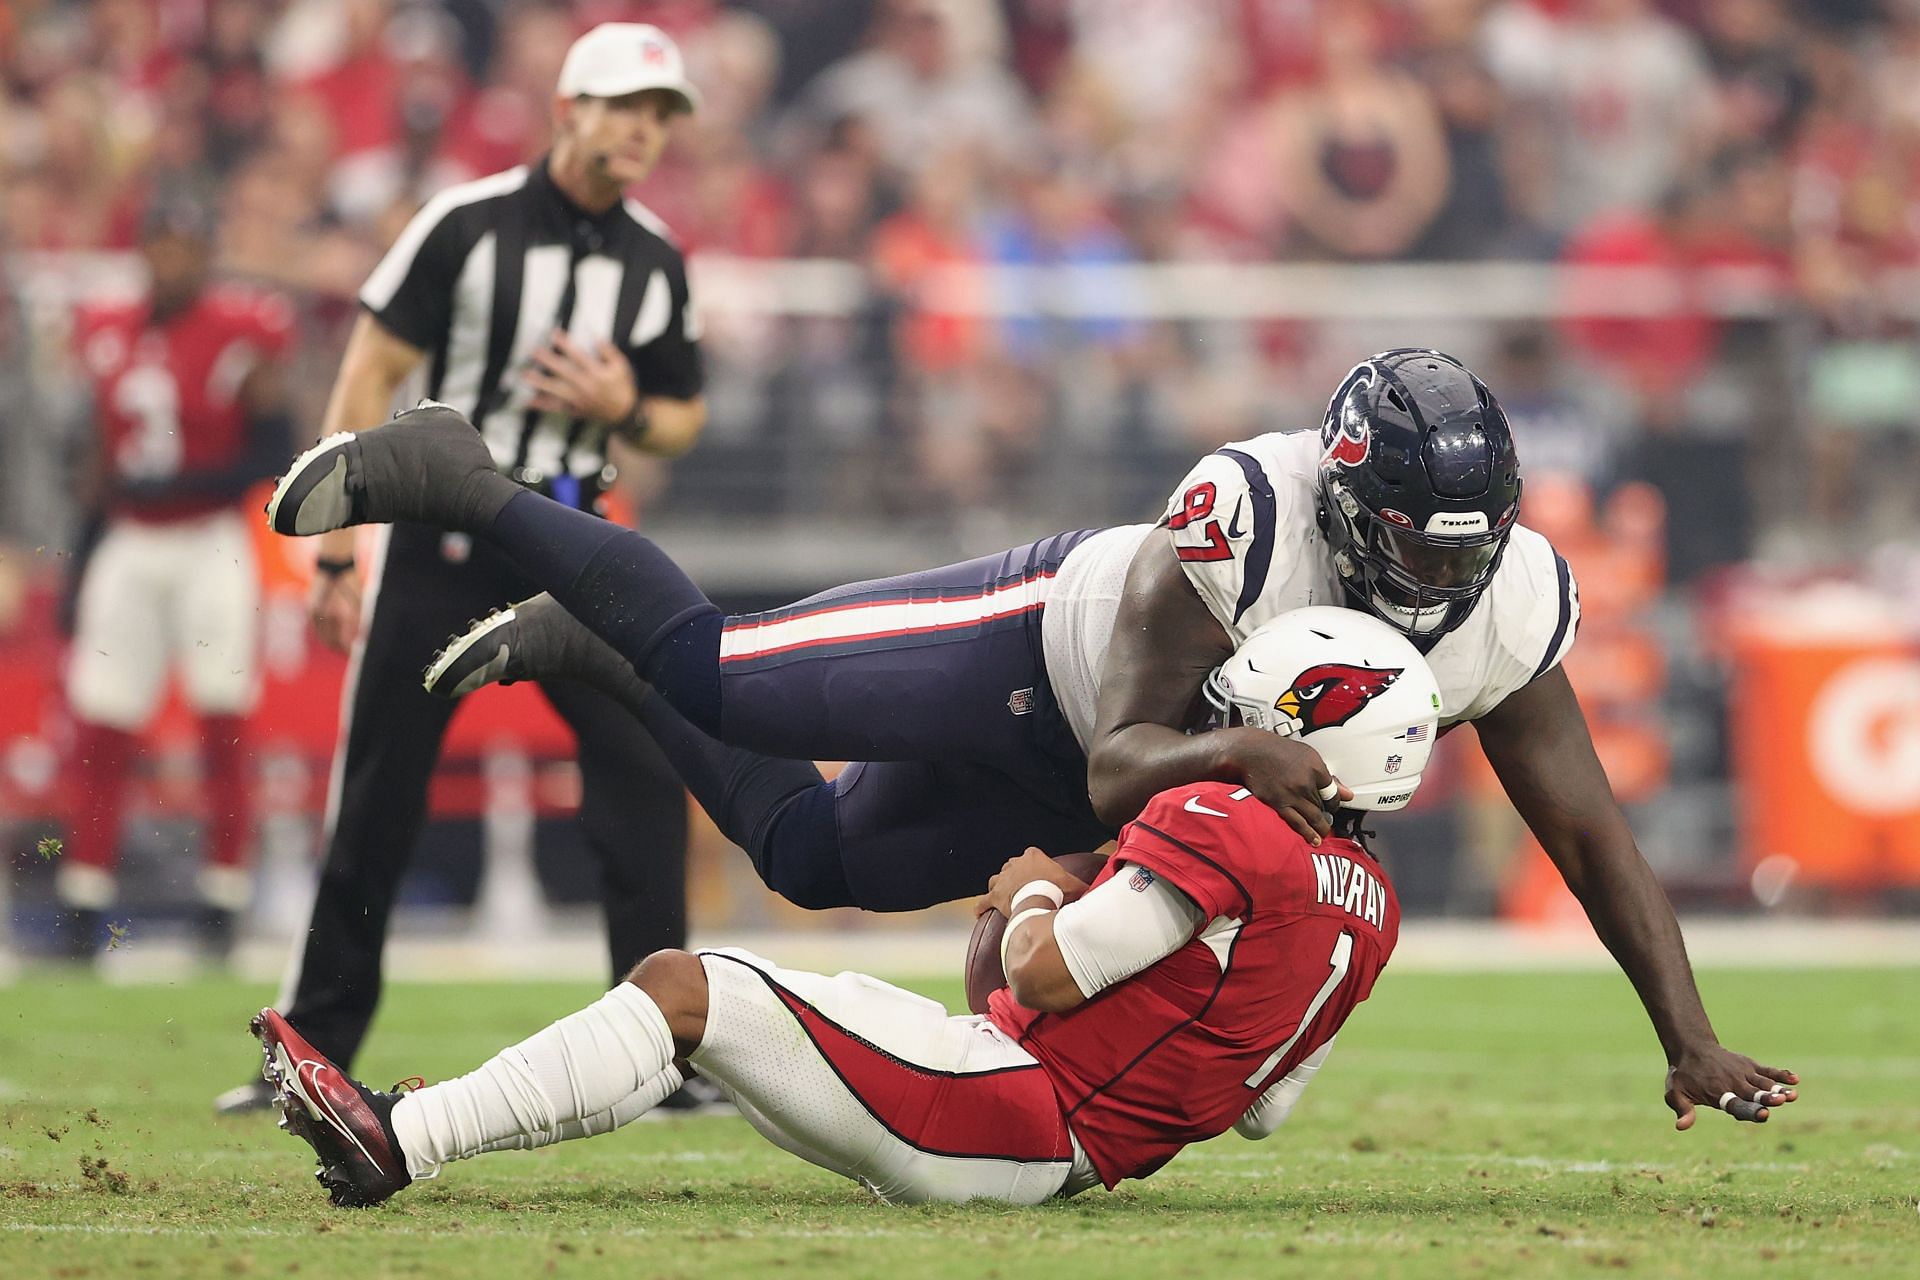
[3,0,1919,551]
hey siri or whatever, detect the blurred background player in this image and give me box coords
[215,23,712,1113]
[250,610,1490,1207]
[58,189,293,961]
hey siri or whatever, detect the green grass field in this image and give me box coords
[1,965,1915,1279]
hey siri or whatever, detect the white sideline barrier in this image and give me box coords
[39,914,1920,987]
[9,251,1875,322]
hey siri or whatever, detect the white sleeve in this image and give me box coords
[1049,864,1207,1000]
[1450,526,1581,724]
[1162,447,1289,640]
[1234,1039,1334,1140]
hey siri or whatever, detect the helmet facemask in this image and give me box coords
[1323,475,1517,641]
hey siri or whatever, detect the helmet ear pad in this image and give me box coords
[1317,350,1522,641]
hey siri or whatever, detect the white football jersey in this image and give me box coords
[1040,429,1579,753]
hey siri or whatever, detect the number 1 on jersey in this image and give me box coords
[1244,932,1353,1089]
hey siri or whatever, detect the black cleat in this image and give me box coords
[643,1073,737,1120]
[252,1008,413,1207]
[264,401,511,537]
[194,904,238,963]
[422,592,650,712]
[213,1078,277,1116]
[58,908,104,961]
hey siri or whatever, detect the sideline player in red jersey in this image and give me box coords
[58,191,293,958]
[248,609,1583,1207]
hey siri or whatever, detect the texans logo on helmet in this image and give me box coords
[1273,662,1402,734]
[1324,408,1370,468]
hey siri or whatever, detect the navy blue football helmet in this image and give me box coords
[1317,349,1522,644]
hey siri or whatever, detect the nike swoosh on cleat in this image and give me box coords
[294,1057,388,1176]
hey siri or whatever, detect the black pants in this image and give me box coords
[280,523,688,1070]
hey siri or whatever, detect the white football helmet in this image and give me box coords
[1203,606,1442,811]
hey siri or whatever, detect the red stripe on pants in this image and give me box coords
[766,982,1073,1164]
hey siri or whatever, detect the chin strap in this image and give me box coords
[1330,810,1378,847]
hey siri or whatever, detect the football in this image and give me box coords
[964,851,1111,1014]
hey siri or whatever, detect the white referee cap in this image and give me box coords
[557,23,700,113]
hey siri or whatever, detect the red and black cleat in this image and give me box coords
[251,1008,413,1208]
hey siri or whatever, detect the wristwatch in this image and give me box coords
[612,400,651,444]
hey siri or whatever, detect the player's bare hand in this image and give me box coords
[1222,730,1351,846]
[308,568,363,654]
[524,331,638,425]
[1665,1043,1799,1129]
[976,848,1093,919]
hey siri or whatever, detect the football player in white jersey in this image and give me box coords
[264,351,1798,1133]
[1073,350,1792,1132]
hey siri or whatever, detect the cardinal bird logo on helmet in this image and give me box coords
[1274,663,1402,735]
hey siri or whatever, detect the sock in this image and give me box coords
[633,691,853,908]
[388,982,682,1179]
[199,714,253,874]
[67,721,135,883]
[485,491,722,722]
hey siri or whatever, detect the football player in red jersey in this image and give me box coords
[250,609,1626,1208]
[58,191,294,959]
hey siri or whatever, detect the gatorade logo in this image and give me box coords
[1807,657,1920,815]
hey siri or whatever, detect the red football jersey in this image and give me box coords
[76,285,294,522]
[988,781,1400,1187]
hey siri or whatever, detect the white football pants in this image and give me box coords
[66,509,260,728]
[691,949,1100,1204]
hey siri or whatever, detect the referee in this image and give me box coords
[219,24,713,1112]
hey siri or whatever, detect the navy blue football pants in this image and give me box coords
[487,489,1114,911]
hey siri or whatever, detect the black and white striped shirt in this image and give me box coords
[360,156,702,506]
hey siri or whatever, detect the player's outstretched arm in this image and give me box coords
[1088,540,1350,841]
[1475,666,1799,1128]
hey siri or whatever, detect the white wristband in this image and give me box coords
[1011,880,1065,911]
[1001,906,1055,974]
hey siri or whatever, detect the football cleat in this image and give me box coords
[264,401,510,537]
[643,1073,737,1120]
[194,904,238,964]
[58,907,105,961]
[212,1078,277,1116]
[251,1008,412,1207]
[422,592,651,713]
